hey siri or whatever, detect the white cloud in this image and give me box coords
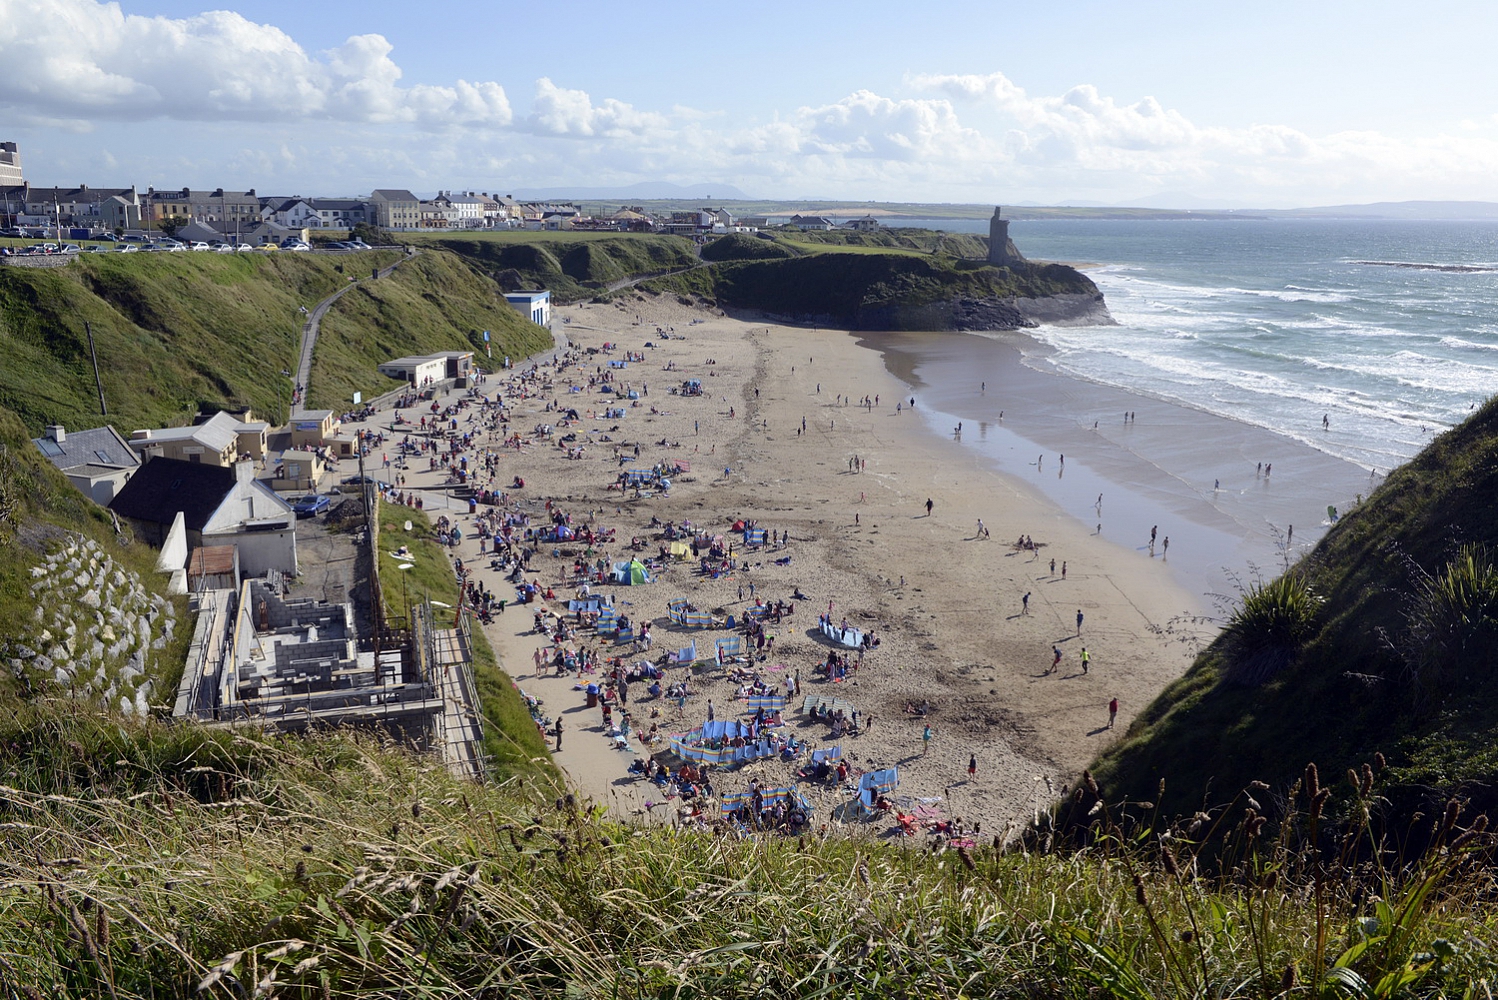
[0,0,511,128]
[524,78,667,137]
[5,2,1498,205]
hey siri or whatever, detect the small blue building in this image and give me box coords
[504,289,551,328]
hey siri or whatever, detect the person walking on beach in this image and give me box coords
[1061,561,1067,580]
[968,754,977,780]
[1022,592,1031,615]
[925,498,934,517]
[553,717,564,752]
[1108,698,1119,729]
[707,699,715,722]
[922,723,934,755]
[1150,525,1157,548]
[977,519,989,539]
[1162,537,1169,557]
[1050,646,1062,674]
[1076,610,1084,635]
[1081,647,1090,674]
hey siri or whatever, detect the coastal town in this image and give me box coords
[0,140,869,248]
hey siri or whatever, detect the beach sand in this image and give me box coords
[360,293,1369,838]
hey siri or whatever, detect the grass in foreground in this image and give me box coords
[0,705,1493,997]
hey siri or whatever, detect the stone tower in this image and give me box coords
[986,206,1024,266]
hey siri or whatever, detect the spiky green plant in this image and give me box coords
[1223,574,1324,683]
[1399,544,1498,704]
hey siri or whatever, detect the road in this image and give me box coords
[291,248,414,418]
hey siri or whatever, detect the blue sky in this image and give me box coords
[5,0,1498,207]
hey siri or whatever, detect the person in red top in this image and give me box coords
[1108,698,1119,729]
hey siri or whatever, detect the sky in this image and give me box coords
[4,0,1498,208]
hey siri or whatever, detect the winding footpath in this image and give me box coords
[291,248,415,418]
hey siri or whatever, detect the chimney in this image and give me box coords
[46,424,65,444]
[235,459,255,485]
[131,429,152,440]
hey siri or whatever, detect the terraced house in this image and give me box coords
[368,188,421,230]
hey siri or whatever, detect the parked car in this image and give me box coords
[119,234,148,243]
[339,474,389,487]
[323,241,351,250]
[235,244,254,252]
[214,244,237,253]
[189,242,210,252]
[255,243,278,252]
[59,244,81,254]
[347,239,372,249]
[84,246,111,254]
[114,244,139,253]
[291,494,332,518]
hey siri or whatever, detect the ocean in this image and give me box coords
[887,217,1498,471]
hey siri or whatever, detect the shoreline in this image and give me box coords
[859,326,1379,603]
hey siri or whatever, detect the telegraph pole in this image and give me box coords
[84,322,107,416]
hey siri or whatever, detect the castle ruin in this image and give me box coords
[986,206,1025,267]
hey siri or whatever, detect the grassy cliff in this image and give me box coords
[0,252,397,433]
[0,250,548,436]
[307,250,550,410]
[407,232,699,302]
[641,253,1097,329]
[1092,395,1498,827]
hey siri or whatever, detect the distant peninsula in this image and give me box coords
[640,209,1111,332]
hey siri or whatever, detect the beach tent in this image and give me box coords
[668,541,691,560]
[612,559,652,585]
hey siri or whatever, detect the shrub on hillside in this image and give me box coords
[1224,574,1323,683]
[701,233,798,262]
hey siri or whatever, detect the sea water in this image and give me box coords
[891,217,1498,471]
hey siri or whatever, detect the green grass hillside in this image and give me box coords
[641,253,1097,329]
[408,232,699,302]
[0,250,549,437]
[774,226,990,258]
[0,252,400,433]
[307,250,551,410]
[1092,395,1498,827]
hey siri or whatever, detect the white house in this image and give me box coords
[109,458,298,577]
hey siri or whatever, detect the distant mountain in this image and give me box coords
[1269,200,1498,220]
[508,182,752,201]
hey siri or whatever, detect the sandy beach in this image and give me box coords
[347,294,1370,839]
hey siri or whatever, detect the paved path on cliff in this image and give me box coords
[291,247,415,419]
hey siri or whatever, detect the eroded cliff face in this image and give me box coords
[729,291,1113,332]
[1011,292,1115,328]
